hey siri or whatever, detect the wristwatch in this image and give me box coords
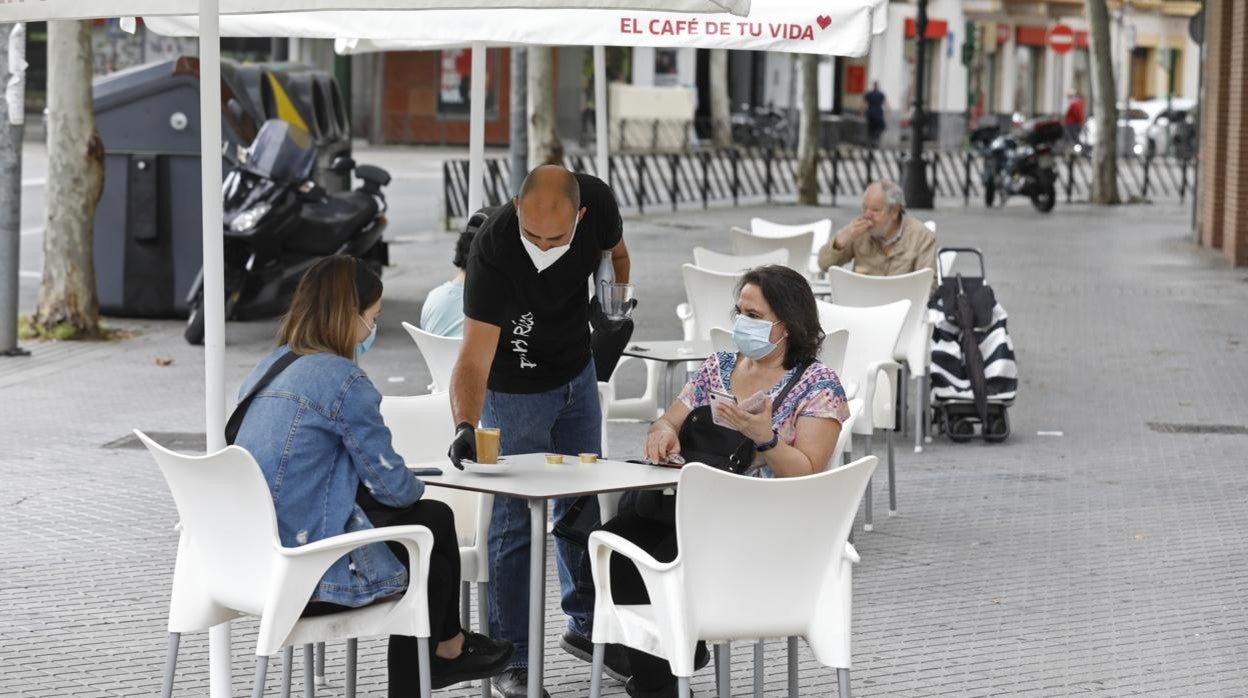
[754,428,779,452]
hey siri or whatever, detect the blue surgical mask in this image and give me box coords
[356,315,377,357]
[732,314,784,360]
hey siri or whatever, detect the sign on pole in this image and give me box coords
[1047,23,1074,54]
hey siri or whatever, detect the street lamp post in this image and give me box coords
[903,0,934,208]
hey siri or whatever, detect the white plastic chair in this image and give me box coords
[136,430,436,698]
[826,268,935,454]
[402,322,463,393]
[749,217,832,276]
[379,393,493,666]
[692,247,789,274]
[607,360,667,422]
[708,327,734,354]
[729,227,815,278]
[678,264,743,342]
[834,400,861,464]
[924,219,937,233]
[816,300,909,532]
[586,457,879,698]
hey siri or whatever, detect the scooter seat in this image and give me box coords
[288,190,380,255]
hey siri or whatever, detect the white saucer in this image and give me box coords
[462,459,511,475]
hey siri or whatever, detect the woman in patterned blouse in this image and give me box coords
[647,264,849,477]
[602,265,850,698]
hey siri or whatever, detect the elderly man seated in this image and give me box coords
[817,179,936,289]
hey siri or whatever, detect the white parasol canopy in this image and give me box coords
[148,2,879,55]
[0,0,751,22]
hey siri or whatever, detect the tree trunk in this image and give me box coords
[709,49,732,148]
[1084,0,1120,205]
[796,54,820,206]
[527,46,563,169]
[34,20,103,339]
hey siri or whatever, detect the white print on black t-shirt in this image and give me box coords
[510,313,538,370]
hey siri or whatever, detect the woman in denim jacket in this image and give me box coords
[235,256,512,694]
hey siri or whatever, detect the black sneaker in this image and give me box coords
[490,667,550,698]
[560,631,632,683]
[429,632,514,690]
[626,677,696,698]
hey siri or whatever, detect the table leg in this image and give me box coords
[210,622,231,698]
[663,362,677,414]
[528,499,548,697]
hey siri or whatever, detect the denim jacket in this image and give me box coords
[235,345,423,607]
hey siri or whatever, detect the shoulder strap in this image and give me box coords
[772,359,813,411]
[224,351,301,445]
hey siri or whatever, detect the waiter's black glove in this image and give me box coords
[589,296,637,383]
[589,295,638,334]
[447,422,476,470]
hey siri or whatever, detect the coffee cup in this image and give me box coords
[475,428,501,464]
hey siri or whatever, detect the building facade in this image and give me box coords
[1196,0,1248,266]
[853,0,1199,143]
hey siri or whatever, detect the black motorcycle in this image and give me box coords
[184,119,391,345]
[974,118,1061,213]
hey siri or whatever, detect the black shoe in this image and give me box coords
[560,631,632,683]
[490,667,550,698]
[626,677,696,698]
[693,641,710,671]
[430,632,514,690]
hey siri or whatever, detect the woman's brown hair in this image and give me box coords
[277,256,382,359]
[737,265,824,369]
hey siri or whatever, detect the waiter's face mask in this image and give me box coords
[518,208,580,273]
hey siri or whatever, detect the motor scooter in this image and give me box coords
[184,119,391,345]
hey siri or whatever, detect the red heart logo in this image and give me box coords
[817,15,832,30]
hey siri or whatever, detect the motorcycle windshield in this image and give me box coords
[244,120,316,184]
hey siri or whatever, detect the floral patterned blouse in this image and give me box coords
[677,351,850,478]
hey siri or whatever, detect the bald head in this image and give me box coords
[514,165,584,251]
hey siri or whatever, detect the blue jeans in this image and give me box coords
[481,359,601,668]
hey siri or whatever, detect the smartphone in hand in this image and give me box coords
[708,390,736,427]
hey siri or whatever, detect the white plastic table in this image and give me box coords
[413,453,681,697]
[621,339,715,408]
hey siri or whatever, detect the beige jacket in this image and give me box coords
[818,215,938,291]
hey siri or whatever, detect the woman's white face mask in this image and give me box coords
[520,217,577,273]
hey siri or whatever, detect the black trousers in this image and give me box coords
[598,508,702,692]
[303,492,463,696]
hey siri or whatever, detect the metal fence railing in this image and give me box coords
[442,138,1198,229]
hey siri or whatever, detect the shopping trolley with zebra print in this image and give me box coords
[928,248,1017,443]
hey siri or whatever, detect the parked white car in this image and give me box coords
[1081,98,1196,157]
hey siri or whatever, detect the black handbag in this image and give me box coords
[552,361,814,545]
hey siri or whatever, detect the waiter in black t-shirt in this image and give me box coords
[445,165,631,697]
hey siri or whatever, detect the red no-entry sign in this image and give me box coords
[1048,24,1075,54]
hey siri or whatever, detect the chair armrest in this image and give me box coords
[279,525,433,561]
[257,525,436,656]
[587,530,679,619]
[589,530,677,575]
[588,530,690,653]
[863,360,902,401]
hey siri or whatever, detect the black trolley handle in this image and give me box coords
[935,247,986,285]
